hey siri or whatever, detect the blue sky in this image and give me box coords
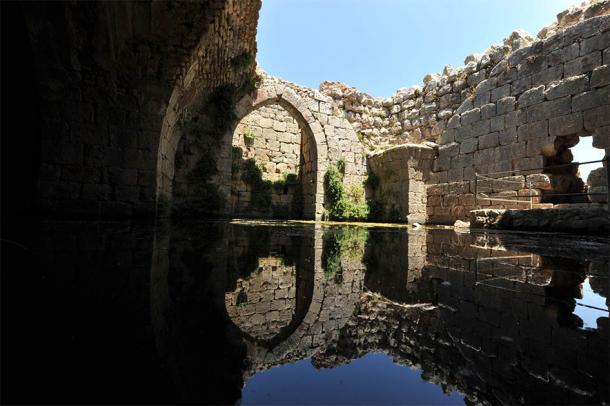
[257,0,604,177]
[257,0,577,97]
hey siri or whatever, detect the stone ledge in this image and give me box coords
[470,207,609,234]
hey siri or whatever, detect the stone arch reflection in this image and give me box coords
[223,225,315,347]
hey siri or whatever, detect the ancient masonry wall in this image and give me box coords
[318,1,610,224]
[427,14,610,222]
[231,103,308,218]
[172,73,368,220]
[366,145,435,223]
[24,1,261,218]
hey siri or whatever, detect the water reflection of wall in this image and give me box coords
[225,257,297,341]
[241,226,366,378]
[148,221,610,404]
[318,228,609,405]
[364,228,427,303]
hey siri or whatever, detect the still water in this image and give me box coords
[3,220,609,404]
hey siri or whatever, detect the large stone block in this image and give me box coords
[549,113,583,136]
[471,119,491,136]
[497,97,516,114]
[461,108,481,125]
[564,51,603,77]
[460,138,478,154]
[479,132,500,149]
[544,74,589,100]
[580,30,610,55]
[491,84,511,102]
[518,120,548,141]
[481,103,497,119]
[499,127,518,145]
[572,86,610,112]
[527,96,571,122]
[584,105,610,130]
[531,65,564,87]
[490,116,505,132]
[518,85,545,108]
[511,76,532,95]
[590,65,610,88]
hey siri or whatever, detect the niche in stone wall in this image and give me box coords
[230,102,316,219]
[543,134,607,204]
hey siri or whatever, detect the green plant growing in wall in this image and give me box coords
[240,158,303,218]
[324,159,369,221]
[243,128,256,145]
[173,72,261,218]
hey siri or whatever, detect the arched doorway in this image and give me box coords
[169,84,326,220]
[229,100,317,219]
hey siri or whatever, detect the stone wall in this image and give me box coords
[14,1,261,219]
[9,0,610,224]
[171,73,368,220]
[367,145,435,223]
[229,104,306,218]
[427,13,609,222]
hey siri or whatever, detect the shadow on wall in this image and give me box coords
[230,148,304,219]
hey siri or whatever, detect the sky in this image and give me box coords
[257,0,604,179]
[257,0,578,97]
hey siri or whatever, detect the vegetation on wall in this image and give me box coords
[324,158,369,221]
[243,128,256,145]
[239,157,303,218]
[322,227,368,283]
[230,51,255,72]
[173,73,260,217]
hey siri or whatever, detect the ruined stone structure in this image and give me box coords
[5,0,609,225]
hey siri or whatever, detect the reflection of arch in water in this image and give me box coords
[150,222,368,392]
[223,226,316,348]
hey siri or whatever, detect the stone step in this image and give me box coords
[532,203,554,209]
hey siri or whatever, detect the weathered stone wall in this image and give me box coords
[15,1,261,219]
[171,73,368,220]
[426,13,610,223]
[229,104,306,217]
[367,145,435,223]
[11,0,609,224]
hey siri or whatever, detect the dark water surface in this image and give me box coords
[2,220,608,404]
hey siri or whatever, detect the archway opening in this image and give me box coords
[543,134,607,204]
[229,102,316,219]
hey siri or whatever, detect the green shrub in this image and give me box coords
[243,129,256,145]
[323,160,368,221]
